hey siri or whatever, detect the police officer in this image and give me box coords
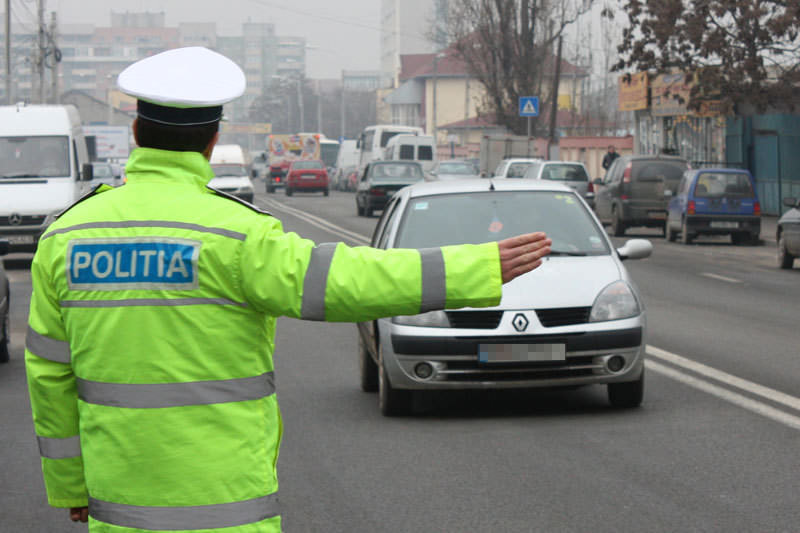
[25,47,551,532]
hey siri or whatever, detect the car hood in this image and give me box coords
[495,255,623,309]
[0,179,77,215]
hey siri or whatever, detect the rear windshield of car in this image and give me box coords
[438,162,477,175]
[694,172,754,197]
[394,191,610,255]
[632,160,687,182]
[540,164,589,182]
[93,164,113,178]
[212,164,246,177]
[506,162,533,178]
[370,163,424,180]
[292,161,324,170]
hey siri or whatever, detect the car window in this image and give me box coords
[370,163,423,180]
[523,162,541,179]
[438,162,476,175]
[506,162,532,178]
[92,164,113,178]
[418,146,433,161]
[399,145,415,160]
[212,164,246,177]
[394,191,610,255]
[632,160,687,182]
[493,162,506,177]
[292,161,324,170]
[372,196,401,247]
[541,164,589,182]
[694,172,754,197]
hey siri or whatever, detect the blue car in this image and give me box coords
[666,168,761,245]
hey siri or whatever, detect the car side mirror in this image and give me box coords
[0,238,9,256]
[593,177,603,185]
[81,163,94,182]
[617,239,653,261]
[783,197,798,208]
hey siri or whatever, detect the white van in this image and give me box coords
[0,103,93,252]
[384,134,437,172]
[356,124,424,170]
[209,144,255,203]
[335,139,359,170]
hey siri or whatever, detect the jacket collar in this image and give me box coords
[124,147,215,190]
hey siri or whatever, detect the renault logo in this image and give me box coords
[512,313,529,332]
[9,213,22,226]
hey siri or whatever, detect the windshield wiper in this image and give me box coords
[548,249,589,256]
[1,173,41,179]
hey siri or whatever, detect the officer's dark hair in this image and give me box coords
[134,117,219,153]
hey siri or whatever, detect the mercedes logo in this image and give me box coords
[9,213,22,226]
[512,313,529,332]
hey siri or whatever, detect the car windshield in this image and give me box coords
[540,164,589,182]
[506,162,533,178]
[438,162,477,175]
[394,191,610,255]
[371,163,424,180]
[0,136,70,178]
[292,161,324,170]
[694,172,754,197]
[92,164,113,178]
[632,160,687,182]
[212,164,246,177]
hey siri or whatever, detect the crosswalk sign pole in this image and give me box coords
[527,116,531,137]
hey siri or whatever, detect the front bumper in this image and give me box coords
[1,226,47,252]
[379,314,646,390]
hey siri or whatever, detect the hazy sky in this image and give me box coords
[40,0,381,79]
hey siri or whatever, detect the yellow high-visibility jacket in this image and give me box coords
[25,147,502,532]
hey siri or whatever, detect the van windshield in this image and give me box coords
[212,164,247,177]
[0,136,70,178]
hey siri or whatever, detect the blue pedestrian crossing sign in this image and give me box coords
[519,96,539,117]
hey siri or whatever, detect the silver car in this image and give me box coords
[357,179,652,415]
[523,160,594,207]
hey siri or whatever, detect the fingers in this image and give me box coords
[498,233,552,284]
[497,232,548,253]
[70,507,89,523]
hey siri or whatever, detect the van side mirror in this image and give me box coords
[81,163,94,182]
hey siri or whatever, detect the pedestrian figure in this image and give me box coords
[25,47,551,532]
[602,145,620,170]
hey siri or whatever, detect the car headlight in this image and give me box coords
[392,310,450,327]
[589,281,640,322]
[236,184,254,194]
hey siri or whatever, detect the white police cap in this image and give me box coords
[117,46,246,126]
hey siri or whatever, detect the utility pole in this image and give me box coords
[5,0,11,104]
[37,0,45,103]
[315,79,322,133]
[548,35,563,160]
[296,76,304,132]
[339,82,345,139]
[50,10,58,103]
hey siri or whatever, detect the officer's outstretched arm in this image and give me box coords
[240,224,546,323]
[25,256,87,509]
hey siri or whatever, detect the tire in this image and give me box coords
[285,187,293,197]
[731,232,753,246]
[680,218,692,245]
[608,370,644,408]
[778,233,795,269]
[365,201,373,218]
[356,198,364,216]
[611,206,626,237]
[323,188,329,197]
[359,333,378,393]
[665,222,676,242]
[266,185,273,194]
[0,313,10,364]
[378,346,412,416]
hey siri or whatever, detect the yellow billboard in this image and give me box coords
[618,72,649,112]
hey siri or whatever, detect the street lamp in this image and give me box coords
[432,52,446,143]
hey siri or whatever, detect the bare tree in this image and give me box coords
[442,0,593,134]
[614,0,800,113]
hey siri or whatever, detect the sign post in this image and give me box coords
[519,96,539,137]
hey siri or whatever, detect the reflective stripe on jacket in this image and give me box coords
[25,147,502,532]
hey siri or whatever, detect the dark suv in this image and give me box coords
[593,155,689,236]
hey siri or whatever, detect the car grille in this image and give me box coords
[446,311,503,329]
[535,307,591,327]
[440,356,599,382]
[0,215,47,227]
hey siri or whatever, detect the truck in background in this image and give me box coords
[356,124,424,171]
[266,133,337,193]
[384,134,437,173]
[479,134,541,177]
[0,103,94,252]
[208,144,255,202]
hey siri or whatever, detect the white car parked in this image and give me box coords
[358,179,652,415]
[492,157,541,178]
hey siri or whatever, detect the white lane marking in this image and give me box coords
[700,272,742,284]
[646,360,800,431]
[647,345,800,413]
[261,198,371,245]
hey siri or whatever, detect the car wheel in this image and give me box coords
[607,370,644,408]
[359,333,378,393]
[378,346,412,416]
[356,198,364,216]
[323,188,329,197]
[778,232,795,269]
[680,218,693,245]
[365,201,373,218]
[285,187,293,197]
[731,232,751,246]
[266,185,273,194]
[665,222,676,242]
[0,313,10,364]
[611,207,626,237]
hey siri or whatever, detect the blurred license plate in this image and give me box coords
[302,174,317,179]
[710,221,738,228]
[6,234,35,244]
[648,211,666,219]
[479,344,566,363]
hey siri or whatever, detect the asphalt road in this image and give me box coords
[1,184,798,532]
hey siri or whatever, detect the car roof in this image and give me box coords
[689,168,751,175]
[540,160,586,166]
[403,178,574,199]
[620,154,688,163]
[372,160,421,165]
[501,158,540,164]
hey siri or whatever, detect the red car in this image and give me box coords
[285,160,329,196]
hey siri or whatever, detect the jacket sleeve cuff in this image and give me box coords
[41,456,88,508]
